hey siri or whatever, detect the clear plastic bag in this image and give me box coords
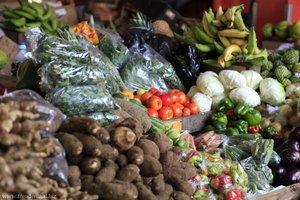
[98,28,129,70]
[46,85,118,117]
[194,131,225,152]
[83,111,119,126]
[120,42,185,93]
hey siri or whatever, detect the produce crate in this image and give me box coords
[253,183,300,200]
[164,111,212,133]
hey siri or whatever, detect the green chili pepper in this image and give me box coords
[211,112,228,125]
[232,120,249,134]
[234,103,250,118]
[212,121,227,134]
[226,127,239,136]
[263,126,278,139]
[243,109,262,125]
[218,97,234,111]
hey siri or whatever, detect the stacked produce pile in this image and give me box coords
[176,5,267,68]
[263,20,300,40]
[1,0,59,33]
[0,91,95,199]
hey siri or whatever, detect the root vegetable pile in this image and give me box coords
[58,116,198,199]
[0,100,95,199]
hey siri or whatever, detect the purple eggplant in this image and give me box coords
[284,168,300,185]
[276,139,300,153]
[280,149,300,168]
[270,164,286,181]
[289,125,300,142]
[273,134,284,149]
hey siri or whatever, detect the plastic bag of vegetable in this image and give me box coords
[46,85,118,117]
[98,29,130,70]
[120,42,185,93]
[82,111,119,126]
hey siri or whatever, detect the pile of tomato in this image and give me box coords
[122,88,200,120]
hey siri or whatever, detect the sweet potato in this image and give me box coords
[135,182,157,200]
[60,116,101,135]
[127,146,144,165]
[171,191,191,200]
[140,155,162,177]
[68,165,81,187]
[95,160,117,183]
[117,164,140,182]
[156,184,173,200]
[147,133,171,154]
[57,132,83,156]
[116,154,128,167]
[94,128,110,144]
[99,144,119,161]
[79,157,101,175]
[90,180,138,200]
[151,174,165,194]
[136,139,160,159]
[73,132,102,157]
[111,126,136,152]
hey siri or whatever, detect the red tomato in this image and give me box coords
[170,104,183,118]
[158,106,174,120]
[169,92,178,103]
[182,107,191,116]
[183,96,191,107]
[168,89,182,94]
[121,88,134,99]
[188,103,200,115]
[226,189,245,200]
[146,96,163,110]
[155,91,163,96]
[175,91,186,104]
[140,92,153,104]
[147,108,159,118]
[148,87,160,95]
[160,94,173,106]
[133,96,142,103]
[173,103,184,110]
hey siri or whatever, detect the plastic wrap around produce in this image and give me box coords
[46,85,118,117]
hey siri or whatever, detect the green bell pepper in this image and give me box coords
[226,127,239,136]
[234,103,250,118]
[187,154,202,166]
[203,125,214,132]
[243,109,262,125]
[212,121,227,134]
[218,97,234,111]
[232,120,249,134]
[258,122,265,134]
[211,112,228,125]
[264,126,278,139]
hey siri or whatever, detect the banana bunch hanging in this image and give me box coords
[175,5,268,68]
[1,0,61,34]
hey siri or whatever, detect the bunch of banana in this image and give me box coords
[175,5,268,68]
[1,0,60,34]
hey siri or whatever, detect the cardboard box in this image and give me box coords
[262,39,294,51]
[254,183,300,200]
[0,36,18,76]
[54,3,78,25]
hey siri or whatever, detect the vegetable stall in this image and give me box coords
[1,1,300,200]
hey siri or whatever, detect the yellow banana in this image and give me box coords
[247,27,257,54]
[242,47,248,54]
[254,47,261,55]
[217,54,225,68]
[229,38,247,46]
[218,35,231,47]
[202,12,215,38]
[222,5,243,28]
[216,6,224,20]
[218,29,249,38]
[223,44,241,61]
[212,19,223,27]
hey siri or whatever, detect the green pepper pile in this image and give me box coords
[204,98,264,136]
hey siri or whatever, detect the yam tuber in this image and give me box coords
[147,132,171,154]
[171,180,194,197]
[99,144,119,161]
[111,127,136,152]
[95,160,117,183]
[57,132,83,157]
[127,146,144,165]
[116,164,140,182]
[135,182,157,200]
[60,116,101,135]
[140,155,162,177]
[136,139,160,159]
[94,128,110,144]
[151,174,165,194]
[73,132,102,157]
[68,165,81,187]
[118,118,143,139]
[156,184,173,200]
[90,180,138,200]
[81,174,95,193]
[79,157,101,175]
[171,191,191,200]
[67,154,83,166]
[116,154,128,167]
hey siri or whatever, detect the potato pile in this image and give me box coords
[0,100,95,199]
[57,116,198,200]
